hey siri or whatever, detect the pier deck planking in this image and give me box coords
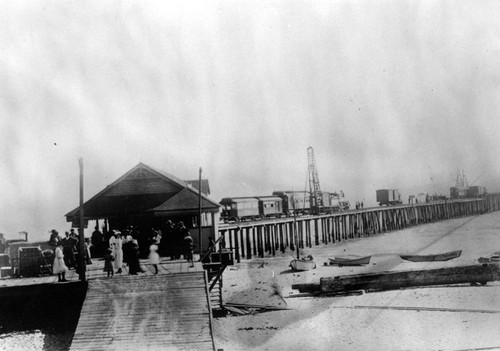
[0,258,203,287]
[70,270,215,351]
[0,259,215,350]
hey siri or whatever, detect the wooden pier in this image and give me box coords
[70,262,215,351]
[0,259,216,351]
[218,195,500,262]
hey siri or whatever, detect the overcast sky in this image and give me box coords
[2,0,500,241]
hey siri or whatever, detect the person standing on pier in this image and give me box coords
[84,238,92,265]
[69,229,80,271]
[109,230,124,274]
[171,222,180,260]
[91,226,104,258]
[183,229,194,267]
[122,234,133,269]
[103,248,114,278]
[128,240,142,275]
[149,242,160,274]
[61,231,76,269]
[162,220,174,258]
[53,241,68,282]
[48,229,61,247]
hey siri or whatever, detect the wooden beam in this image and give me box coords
[292,263,500,294]
[320,263,500,293]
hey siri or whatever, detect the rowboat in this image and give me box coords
[290,256,316,271]
[328,255,371,267]
[478,253,500,264]
[400,250,462,262]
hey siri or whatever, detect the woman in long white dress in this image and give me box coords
[53,241,68,282]
[149,244,160,274]
[109,230,124,274]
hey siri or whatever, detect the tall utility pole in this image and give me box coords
[307,146,323,215]
[198,167,202,256]
[78,158,86,281]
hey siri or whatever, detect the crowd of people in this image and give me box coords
[48,220,198,281]
[48,228,91,280]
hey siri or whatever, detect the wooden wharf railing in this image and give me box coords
[218,195,500,263]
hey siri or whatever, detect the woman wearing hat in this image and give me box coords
[53,241,68,282]
[48,229,61,246]
[109,230,124,274]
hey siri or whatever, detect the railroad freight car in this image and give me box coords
[326,192,350,212]
[450,186,468,199]
[376,189,402,206]
[221,189,350,222]
[415,193,428,204]
[256,196,283,218]
[466,186,487,198]
[272,191,311,215]
[219,197,260,222]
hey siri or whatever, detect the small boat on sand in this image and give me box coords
[290,255,316,271]
[478,253,500,264]
[400,250,462,262]
[328,255,371,267]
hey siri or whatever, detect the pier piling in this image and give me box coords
[219,195,500,260]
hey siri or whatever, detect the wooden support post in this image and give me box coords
[289,221,295,252]
[279,224,285,253]
[258,226,264,258]
[228,229,234,254]
[78,158,86,281]
[298,221,304,249]
[234,227,240,263]
[252,227,257,256]
[306,220,312,248]
[239,227,245,260]
[271,224,278,256]
[274,225,280,252]
[324,217,329,243]
[336,216,341,242]
[246,227,252,260]
[314,219,319,246]
[267,225,272,254]
[331,216,336,243]
[342,215,347,240]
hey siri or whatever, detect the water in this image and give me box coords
[0,329,73,351]
[0,283,85,351]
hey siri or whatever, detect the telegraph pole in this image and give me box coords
[198,167,202,257]
[78,158,86,281]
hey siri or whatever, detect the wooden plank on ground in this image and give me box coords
[319,263,500,294]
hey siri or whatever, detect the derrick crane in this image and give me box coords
[307,146,323,215]
[455,169,469,188]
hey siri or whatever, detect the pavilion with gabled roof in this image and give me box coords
[65,162,220,254]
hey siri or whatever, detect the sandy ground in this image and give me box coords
[213,212,500,351]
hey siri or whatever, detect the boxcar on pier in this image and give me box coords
[220,197,260,222]
[256,196,283,218]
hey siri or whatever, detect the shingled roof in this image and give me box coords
[65,162,219,221]
[185,179,210,195]
[151,188,218,215]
